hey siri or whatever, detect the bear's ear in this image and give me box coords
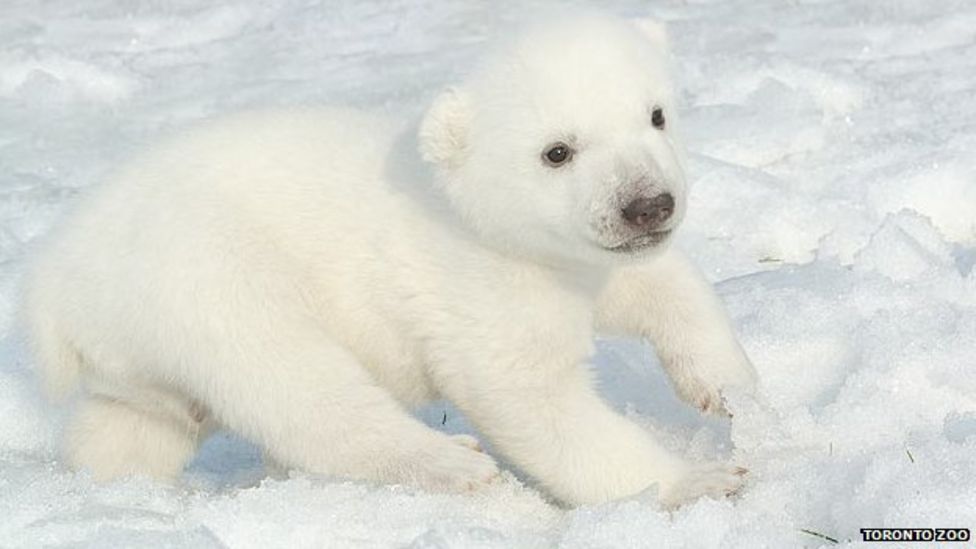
[633,18,670,51]
[418,87,471,170]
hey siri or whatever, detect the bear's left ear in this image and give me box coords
[418,87,471,171]
[633,18,670,51]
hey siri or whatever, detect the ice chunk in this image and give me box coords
[854,209,955,281]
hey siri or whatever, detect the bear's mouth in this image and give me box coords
[606,230,672,253]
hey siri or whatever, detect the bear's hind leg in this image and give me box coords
[65,394,203,482]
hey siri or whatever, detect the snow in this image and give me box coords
[1,0,975,547]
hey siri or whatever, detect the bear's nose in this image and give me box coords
[621,193,674,228]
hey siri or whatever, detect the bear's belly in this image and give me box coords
[319,303,437,408]
[355,338,438,407]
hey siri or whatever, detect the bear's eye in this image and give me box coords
[542,142,574,167]
[651,107,666,130]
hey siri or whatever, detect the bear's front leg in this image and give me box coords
[429,325,745,506]
[596,247,757,416]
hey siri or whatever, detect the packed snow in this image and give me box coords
[1,0,975,547]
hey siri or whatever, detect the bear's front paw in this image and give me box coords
[670,369,732,417]
[665,352,756,417]
[658,462,748,508]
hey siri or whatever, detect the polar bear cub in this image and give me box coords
[23,15,757,506]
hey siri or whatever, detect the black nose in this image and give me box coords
[621,193,674,228]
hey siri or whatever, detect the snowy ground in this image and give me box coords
[2,0,975,547]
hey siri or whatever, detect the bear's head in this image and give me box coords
[419,15,686,268]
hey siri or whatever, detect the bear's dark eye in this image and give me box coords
[651,107,666,130]
[543,142,573,167]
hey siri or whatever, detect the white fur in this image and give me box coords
[22,15,755,506]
